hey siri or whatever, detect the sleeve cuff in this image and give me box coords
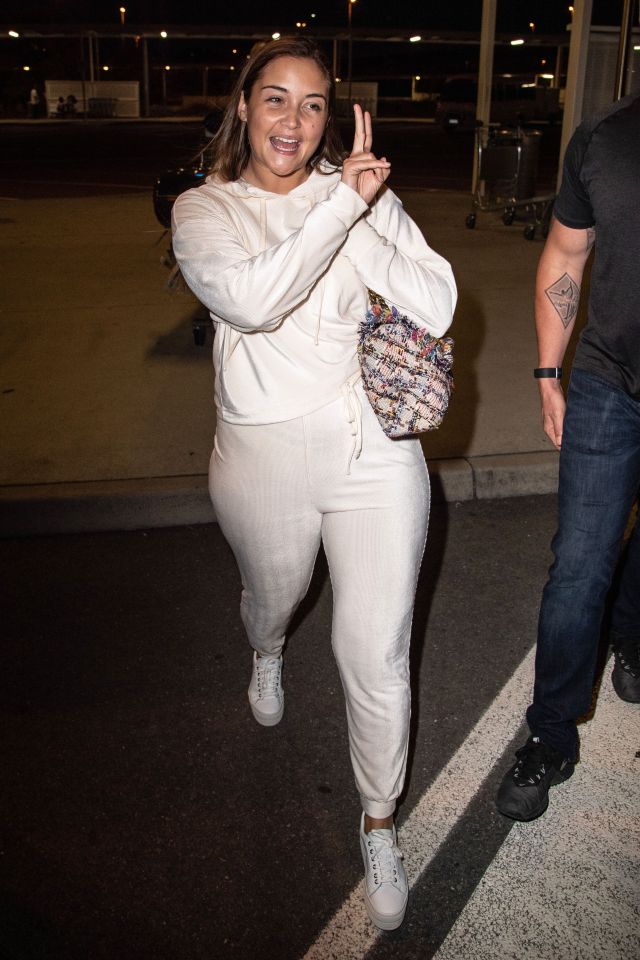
[325,181,369,228]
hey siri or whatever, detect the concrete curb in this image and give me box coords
[0,452,559,538]
[0,476,214,538]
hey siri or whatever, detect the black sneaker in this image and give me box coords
[611,635,640,704]
[496,736,575,822]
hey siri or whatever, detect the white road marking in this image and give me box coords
[301,647,536,959]
[434,673,640,960]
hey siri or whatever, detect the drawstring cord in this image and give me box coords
[314,275,325,346]
[341,371,363,475]
[259,197,267,251]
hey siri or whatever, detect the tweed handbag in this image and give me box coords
[357,289,454,439]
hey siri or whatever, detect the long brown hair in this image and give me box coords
[208,37,345,182]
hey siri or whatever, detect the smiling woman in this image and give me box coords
[237,56,330,193]
[207,37,345,184]
[171,36,457,933]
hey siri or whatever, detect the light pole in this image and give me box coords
[347,0,356,110]
[162,65,170,105]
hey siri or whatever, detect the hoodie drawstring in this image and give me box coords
[341,371,363,475]
[259,198,267,252]
[314,276,325,346]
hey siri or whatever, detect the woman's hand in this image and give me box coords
[341,104,391,205]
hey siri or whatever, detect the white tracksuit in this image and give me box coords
[172,163,456,816]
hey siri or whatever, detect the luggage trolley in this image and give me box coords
[465,125,554,240]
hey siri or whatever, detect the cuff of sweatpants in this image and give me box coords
[360,797,397,818]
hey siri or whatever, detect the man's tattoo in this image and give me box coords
[545,272,580,328]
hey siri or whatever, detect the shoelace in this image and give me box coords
[616,650,640,678]
[256,657,281,699]
[513,737,558,786]
[365,831,404,886]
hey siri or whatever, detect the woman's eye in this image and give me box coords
[267,96,282,104]
[306,102,323,112]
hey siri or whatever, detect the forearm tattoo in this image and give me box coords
[545,273,580,328]
[586,227,596,250]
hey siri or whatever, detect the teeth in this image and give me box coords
[272,137,298,144]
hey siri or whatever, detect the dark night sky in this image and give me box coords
[0,0,628,32]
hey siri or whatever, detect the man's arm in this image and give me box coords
[535,217,595,449]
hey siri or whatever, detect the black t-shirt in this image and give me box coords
[554,95,640,399]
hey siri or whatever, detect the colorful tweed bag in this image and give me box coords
[358,290,454,438]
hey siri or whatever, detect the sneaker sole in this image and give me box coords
[362,886,407,931]
[249,699,284,726]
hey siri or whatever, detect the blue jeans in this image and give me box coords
[526,368,640,760]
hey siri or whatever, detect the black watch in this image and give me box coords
[534,367,563,379]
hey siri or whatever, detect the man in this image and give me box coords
[28,86,40,118]
[496,94,640,822]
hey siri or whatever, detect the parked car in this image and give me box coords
[436,74,562,131]
[152,107,222,228]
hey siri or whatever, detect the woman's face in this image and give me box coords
[238,55,329,194]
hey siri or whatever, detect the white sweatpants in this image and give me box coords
[210,379,430,818]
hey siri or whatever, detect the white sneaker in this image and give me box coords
[248,652,284,726]
[359,813,408,930]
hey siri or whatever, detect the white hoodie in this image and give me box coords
[172,164,457,425]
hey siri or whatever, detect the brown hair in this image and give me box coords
[208,37,345,182]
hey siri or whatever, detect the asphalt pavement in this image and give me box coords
[2,496,638,960]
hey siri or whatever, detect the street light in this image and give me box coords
[119,7,126,26]
[8,30,20,38]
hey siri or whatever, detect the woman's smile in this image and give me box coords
[238,55,329,193]
[270,136,302,155]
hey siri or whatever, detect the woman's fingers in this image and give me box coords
[363,109,373,153]
[342,152,391,181]
[351,104,375,158]
[344,105,390,204]
[352,103,365,155]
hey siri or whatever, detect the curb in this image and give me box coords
[0,452,559,538]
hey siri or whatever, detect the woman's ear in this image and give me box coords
[237,92,248,122]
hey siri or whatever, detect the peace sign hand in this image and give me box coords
[341,104,391,205]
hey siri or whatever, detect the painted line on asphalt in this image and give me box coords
[433,673,640,960]
[301,647,535,959]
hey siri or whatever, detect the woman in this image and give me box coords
[172,37,456,930]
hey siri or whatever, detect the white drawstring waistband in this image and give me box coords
[341,371,363,475]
